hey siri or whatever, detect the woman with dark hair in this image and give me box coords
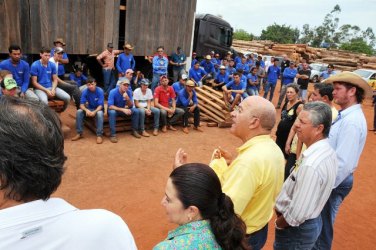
[153,163,250,250]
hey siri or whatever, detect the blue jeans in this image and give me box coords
[263,82,276,101]
[313,174,353,250]
[159,107,184,126]
[76,109,104,136]
[108,108,140,136]
[274,216,322,250]
[34,87,71,111]
[247,87,259,96]
[102,69,116,94]
[247,223,268,250]
[152,73,165,93]
[138,107,160,130]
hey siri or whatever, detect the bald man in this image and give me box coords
[175,96,285,250]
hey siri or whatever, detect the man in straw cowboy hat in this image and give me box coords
[116,43,136,78]
[314,71,372,250]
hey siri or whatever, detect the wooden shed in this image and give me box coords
[0,0,197,56]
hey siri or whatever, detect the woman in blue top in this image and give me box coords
[154,163,249,250]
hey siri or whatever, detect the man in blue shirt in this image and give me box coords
[107,78,141,142]
[200,55,215,76]
[69,67,88,91]
[189,61,207,87]
[170,46,187,82]
[0,45,38,100]
[236,57,250,75]
[246,67,259,96]
[263,58,281,101]
[313,72,372,250]
[222,72,247,111]
[31,48,70,111]
[50,38,69,79]
[257,55,265,68]
[71,77,104,144]
[319,64,336,82]
[116,43,136,78]
[212,65,229,90]
[226,60,236,79]
[191,52,198,68]
[151,46,169,92]
[177,80,203,134]
[276,61,297,108]
[172,74,188,97]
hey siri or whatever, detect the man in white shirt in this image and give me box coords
[0,97,138,250]
[274,102,338,250]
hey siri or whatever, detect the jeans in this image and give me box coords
[180,106,200,127]
[159,107,184,126]
[108,108,140,136]
[247,87,259,96]
[263,82,276,101]
[34,87,71,111]
[152,73,165,93]
[247,223,268,250]
[172,68,185,82]
[76,109,104,136]
[16,88,39,101]
[274,216,322,250]
[313,174,353,250]
[102,69,116,94]
[138,107,160,130]
[58,81,81,109]
[277,84,289,107]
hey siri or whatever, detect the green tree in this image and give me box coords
[233,29,254,41]
[340,38,374,55]
[259,23,300,44]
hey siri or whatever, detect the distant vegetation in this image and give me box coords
[233,5,375,55]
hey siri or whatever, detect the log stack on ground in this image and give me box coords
[232,39,376,71]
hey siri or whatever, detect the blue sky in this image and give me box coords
[196,0,375,37]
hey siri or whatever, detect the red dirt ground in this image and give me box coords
[54,86,376,250]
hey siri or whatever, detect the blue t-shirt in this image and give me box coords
[189,67,207,83]
[0,59,30,93]
[171,53,186,70]
[50,49,68,75]
[153,56,168,74]
[225,80,246,98]
[267,65,281,84]
[30,60,57,88]
[200,61,215,74]
[226,67,236,76]
[247,73,258,90]
[172,81,185,94]
[177,88,198,107]
[80,87,104,110]
[191,58,198,68]
[215,72,229,84]
[116,53,136,73]
[320,70,336,80]
[108,87,134,108]
[282,67,297,84]
[236,62,250,75]
[69,73,88,87]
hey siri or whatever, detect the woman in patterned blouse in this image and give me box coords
[154,163,250,250]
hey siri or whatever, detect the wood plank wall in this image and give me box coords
[0,0,120,54]
[124,0,197,56]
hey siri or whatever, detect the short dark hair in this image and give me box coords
[40,47,50,54]
[8,44,21,53]
[0,97,66,202]
[303,101,332,137]
[157,46,164,51]
[233,72,240,77]
[86,77,96,84]
[170,164,249,250]
[314,83,334,101]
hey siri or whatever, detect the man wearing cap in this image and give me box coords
[276,61,297,109]
[0,77,18,96]
[31,48,70,111]
[200,55,215,77]
[172,74,188,96]
[151,46,169,93]
[154,75,184,132]
[116,44,136,78]
[177,80,203,134]
[50,38,69,79]
[191,52,198,68]
[222,72,247,111]
[264,58,281,101]
[319,64,336,82]
[71,77,104,144]
[212,65,229,90]
[189,61,207,87]
[50,47,81,109]
[97,43,122,95]
[0,45,38,100]
[108,78,141,142]
[313,72,372,250]
[134,79,160,136]
[170,47,187,82]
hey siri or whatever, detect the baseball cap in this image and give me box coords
[205,55,212,60]
[117,77,130,85]
[54,47,64,54]
[219,65,226,70]
[140,79,150,86]
[181,74,188,80]
[2,78,17,90]
[126,69,134,74]
[160,75,168,81]
[186,80,195,87]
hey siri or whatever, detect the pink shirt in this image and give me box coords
[97,49,121,69]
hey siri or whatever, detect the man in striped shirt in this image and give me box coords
[274,102,338,250]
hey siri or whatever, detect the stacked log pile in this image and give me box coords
[196,86,233,128]
[232,39,376,71]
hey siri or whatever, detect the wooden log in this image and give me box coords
[196,88,226,108]
[196,92,223,111]
[202,85,223,98]
[198,104,224,123]
[197,99,226,119]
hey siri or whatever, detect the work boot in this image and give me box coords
[110,136,118,143]
[141,131,150,137]
[96,136,103,144]
[153,129,159,136]
[182,127,189,134]
[71,134,82,141]
[132,130,142,138]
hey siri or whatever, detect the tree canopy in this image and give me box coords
[259,23,300,44]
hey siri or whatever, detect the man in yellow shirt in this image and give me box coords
[175,96,285,250]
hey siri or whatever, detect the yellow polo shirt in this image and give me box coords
[211,135,284,234]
